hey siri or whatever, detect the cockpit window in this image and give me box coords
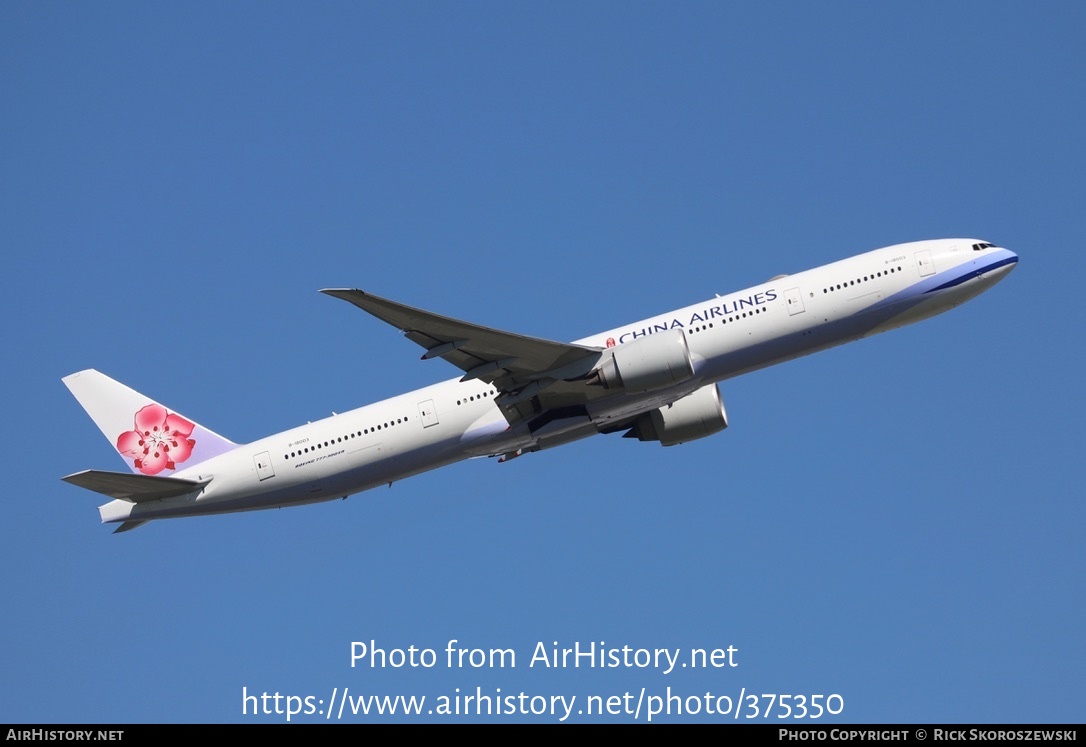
[972,242,996,251]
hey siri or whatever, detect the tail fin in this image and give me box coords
[63,369,237,476]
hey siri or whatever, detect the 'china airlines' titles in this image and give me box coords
[617,289,779,343]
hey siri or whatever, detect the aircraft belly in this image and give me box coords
[701,313,888,382]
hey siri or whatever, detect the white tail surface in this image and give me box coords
[63,369,237,476]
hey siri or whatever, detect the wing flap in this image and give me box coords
[62,469,209,503]
[113,520,151,533]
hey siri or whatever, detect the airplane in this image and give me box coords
[62,238,1017,532]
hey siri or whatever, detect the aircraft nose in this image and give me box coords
[984,247,1018,283]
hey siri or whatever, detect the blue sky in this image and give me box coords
[2,2,1083,723]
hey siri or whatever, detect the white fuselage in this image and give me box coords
[97,239,1017,525]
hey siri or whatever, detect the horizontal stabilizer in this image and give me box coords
[62,469,209,503]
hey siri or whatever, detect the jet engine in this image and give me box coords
[624,383,728,446]
[588,329,695,392]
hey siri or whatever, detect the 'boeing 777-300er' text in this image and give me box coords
[63,238,1017,532]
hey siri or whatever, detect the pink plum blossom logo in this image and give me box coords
[116,405,197,475]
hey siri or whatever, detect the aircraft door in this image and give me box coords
[418,399,439,428]
[254,451,275,481]
[915,249,936,277]
[785,287,806,316]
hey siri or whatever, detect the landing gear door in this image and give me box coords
[915,249,936,277]
[785,287,806,316]
[418,399,439,428]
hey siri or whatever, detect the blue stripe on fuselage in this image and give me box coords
[870,249,1018,312]
[922,253,1018,294]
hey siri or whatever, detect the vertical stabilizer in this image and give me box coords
[63,369,237,475]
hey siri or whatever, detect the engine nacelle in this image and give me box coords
[590,329,695,393]
[625,383,728,446]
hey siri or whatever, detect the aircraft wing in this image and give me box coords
[321,289,606,423]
